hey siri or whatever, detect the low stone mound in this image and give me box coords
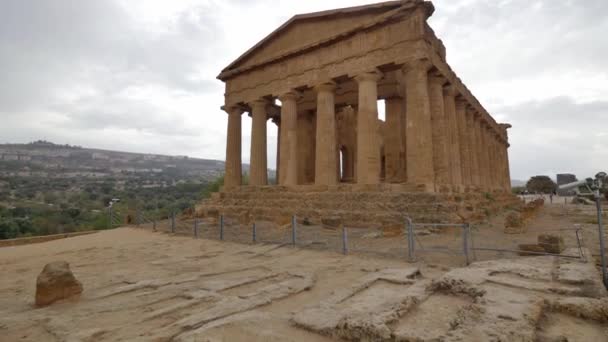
[35,261,83,307]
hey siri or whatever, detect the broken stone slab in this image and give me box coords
[146,272,314,341]
[547,297,608,322]
[35,261,83,307]
[538,233,565,254]
[292,267,425,341]
[517,243,546,256]
[321,217,342,229]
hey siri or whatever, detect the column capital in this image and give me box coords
[354,70,383,83]
[314,80,337,93]
[443,84,458,97]
[456,97,468,112]
[402,58,433,74]
[249,98,271,111]
[429,72,447,86]
[223,105,245,116]
[499,123,512,130]
[279,90,302,103]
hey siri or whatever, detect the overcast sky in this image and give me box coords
[1,0,607,181]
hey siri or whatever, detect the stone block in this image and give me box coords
[321,217,342,229]
[505,212,523,228]
[538,234,565,254]
[36,261,83,306]
[517,244,546,256]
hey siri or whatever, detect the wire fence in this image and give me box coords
[112,204,590,267]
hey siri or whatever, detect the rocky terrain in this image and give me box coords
[1,201,607,341]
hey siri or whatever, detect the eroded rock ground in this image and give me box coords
[1,205,607,341]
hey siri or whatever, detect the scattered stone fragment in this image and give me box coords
[35,261,83,306]
[538,233,565,254]
[321,217,341,229]
[517,244,546,256]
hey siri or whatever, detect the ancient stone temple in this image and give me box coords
[202,0,516,226]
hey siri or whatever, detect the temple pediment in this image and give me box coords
[219,0,433,80]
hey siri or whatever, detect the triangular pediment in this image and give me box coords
[220,1,432,79]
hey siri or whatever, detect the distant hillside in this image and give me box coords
[0,140,226,182]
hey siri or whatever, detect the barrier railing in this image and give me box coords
[128,208,589,266]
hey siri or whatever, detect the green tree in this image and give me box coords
[526,175,557,194]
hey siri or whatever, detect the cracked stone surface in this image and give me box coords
[1,228,607,341]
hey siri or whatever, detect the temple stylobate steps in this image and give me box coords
[197,185,519,229]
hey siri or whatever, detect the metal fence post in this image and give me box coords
[153,218,157,232]
[252,222,257,243]
[220,215,224,241]
[194,218,199,239]
[108,206,113,229]
[171,212,175,233]
[291,215,297,246]
[463,223,470,266]
[406,217,414,262]
[342,225,348,255]
[595,196,607,289]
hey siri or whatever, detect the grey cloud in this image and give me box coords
[499,96,608,180]
[0,0,607,180]
[0,0,223,115]
[431,0,608,83]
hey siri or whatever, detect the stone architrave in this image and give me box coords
[279,91,300,186]
[314,82,338,186]
[443,86,463,186]
[249,99,269,186]
[428,75,449,186]
[224,106,243,189]
[403,60,434,189]
[455,98,470,187]
[355,71,383,185]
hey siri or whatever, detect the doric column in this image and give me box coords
[249,99,269,186]
[504,143,512,191]
[428,75,449,185]
[478,120,490,190]
[314,81,338,186]
[274,117,281,184]
[492,131,501,190]
[471,110,484,187]
[355,71,383,185]
[484,124,494,190]
[443,85,461,187]
[384,96,404,183]
[279,91,300,186]
[403,59,434,189]
[455,99,471,186]
[465,107,479,187]
[224,106,243,189]
[297,111,315,185]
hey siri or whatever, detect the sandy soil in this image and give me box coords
[0,203,607,341]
